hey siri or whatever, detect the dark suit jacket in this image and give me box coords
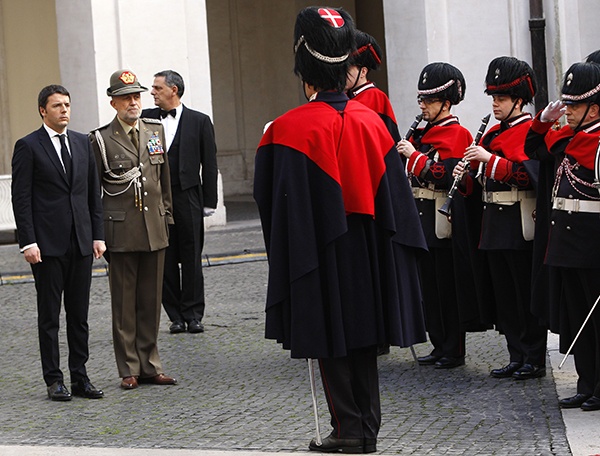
[12,126,104,257]
[142,105,218,208]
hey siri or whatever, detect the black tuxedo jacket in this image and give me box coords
[142,105,218,208]
[12,126,104,257]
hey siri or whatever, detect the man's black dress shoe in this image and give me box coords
[309,434,363,453]
[512,363,546,380]
[581,396,600,411]
[188,320,204,333]
[490,362,522,378]
[417,354,441,365]
[435,356,465,369]
[559,393,592,409]
[47,381,72,401]
[71,378,104,399]
[169,321,186,334]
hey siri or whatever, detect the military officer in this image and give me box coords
[89,70,177,390]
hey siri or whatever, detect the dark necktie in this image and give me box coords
[160,108,177,119]
[129,128,139,150]
[57,134,72,181]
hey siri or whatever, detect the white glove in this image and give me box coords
[540,100,566,123]
[203,207,216,217]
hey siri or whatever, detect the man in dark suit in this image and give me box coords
[142,70,218,334]
[11,84,106,401]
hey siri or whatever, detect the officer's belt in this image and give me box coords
[553,197,600,214]
[412,187,446,200]
[482,189,536,205]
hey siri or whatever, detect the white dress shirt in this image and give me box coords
[161,103,183,150]
[43,123,70,172]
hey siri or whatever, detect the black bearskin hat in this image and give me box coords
[484,56,537,105]
[349,30,382,71]
[417,62,466,105]
[586,50,600,65]
[561,62,600,105]
[293,7,356,92]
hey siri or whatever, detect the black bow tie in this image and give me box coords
[160,108,177,119]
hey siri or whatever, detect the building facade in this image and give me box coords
[1,0,599,196]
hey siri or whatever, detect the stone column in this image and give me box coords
[0,1,12,174]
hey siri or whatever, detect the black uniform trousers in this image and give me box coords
[31,233,93,386]
[162,184,205,324]
[420,247,465,358]
[558,267,600,397]
[487,249,547,366]
[318,346,380,440]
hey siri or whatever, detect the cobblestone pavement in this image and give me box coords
[0,200,574,455]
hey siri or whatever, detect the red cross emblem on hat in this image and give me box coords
[119,71,136,84]
[318,8,344,28]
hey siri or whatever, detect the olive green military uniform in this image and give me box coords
[91,116,173,378]
[90,70,174,380]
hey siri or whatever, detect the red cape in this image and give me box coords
[483,118,532,163]
[260,99,393,217]
[351,83,398,124]
[417,118,473,160]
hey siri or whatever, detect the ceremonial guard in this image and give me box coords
[457,56,547,380]
[346,30,401,142]
[254,7,427,453]
[525,62,600,411]
[396,62,474,369]
[90,70,177,390]
[346,30,418,356]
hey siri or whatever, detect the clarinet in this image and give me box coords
[594,139,600,194]
[404,114,423,141]
[437,114,491,217]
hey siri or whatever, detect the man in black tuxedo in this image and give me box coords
[12,85,106,401]
[142,70,218,334]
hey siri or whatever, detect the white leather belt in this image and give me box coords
[483,189,536,204]
[412,187,445,200]
[553,197,600,213]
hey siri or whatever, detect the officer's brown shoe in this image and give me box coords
[139,373,177,385]
[120,376,138,390]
